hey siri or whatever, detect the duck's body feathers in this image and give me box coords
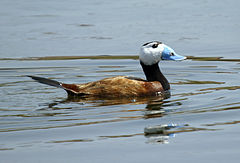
[28,75,164,98]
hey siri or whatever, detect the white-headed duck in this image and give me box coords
[28,41,186,98]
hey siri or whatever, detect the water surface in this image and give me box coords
[1,0,240,162]
[1,57,240,162]
[0,0,239,58]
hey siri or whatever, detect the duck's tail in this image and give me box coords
[27,75,86,97]
[27,75,62,88]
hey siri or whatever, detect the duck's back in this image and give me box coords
[61,76,164,97]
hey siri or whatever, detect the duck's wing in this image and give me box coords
[66,76,164,97]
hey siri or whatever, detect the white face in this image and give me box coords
[139,41,186,65]
[139,41,164,65]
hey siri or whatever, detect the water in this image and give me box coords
[1,0,240,58]
[1,58,240,162]
[1,0,240,163]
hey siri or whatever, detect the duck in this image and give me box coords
[28,41,186,98]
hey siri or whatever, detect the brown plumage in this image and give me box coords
[61,76,164,97]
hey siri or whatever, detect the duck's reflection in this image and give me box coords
[46,90,170,108]
[42,93,216,144]
[41,94,221,145]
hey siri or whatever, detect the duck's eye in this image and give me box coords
[152,44,158,48]
[170,52,175,56]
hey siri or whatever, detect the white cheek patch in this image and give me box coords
[139,44,164,65]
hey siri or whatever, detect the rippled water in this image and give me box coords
[1,57,240,162]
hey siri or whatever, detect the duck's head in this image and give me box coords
[139,41,186,65]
